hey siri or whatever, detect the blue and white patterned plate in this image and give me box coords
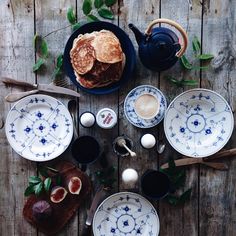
[93,192,160,236]
[5,94,73,162]
[164,89,234,158]
[124,85,167,128]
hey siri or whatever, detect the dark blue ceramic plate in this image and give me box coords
[63,21,136,95]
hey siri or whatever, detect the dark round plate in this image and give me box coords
[63,21,136,95]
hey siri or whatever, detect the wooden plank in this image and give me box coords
[75,1,120,235]
[118,0,160,203]
[0,0,36,235]
[34,0,78,235]
[159,1,202,235]
[200,0,236,235]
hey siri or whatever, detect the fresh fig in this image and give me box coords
[68,177,82,195]
[32,200,52,221]
[50,186,67,203]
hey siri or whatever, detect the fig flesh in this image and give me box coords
[50,186,68,203]
[32,200,52,220]
[68,177,82,195]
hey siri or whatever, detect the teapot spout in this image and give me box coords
[128,23,145,45]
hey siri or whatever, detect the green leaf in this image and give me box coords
[38,166,49,178]
[98,8,114,19]
[172,169,186,189]
[34,182,43,196]
[72,22,81,31]
[56,175,62,185]
[56,54,63,68]
[87,14,100,22]
[94,0,104,8]
[33,58,45,72]
[197,54,214,60]
[67,7,77,25]
[29,176,42,184]
[167,195,180,206]
[192,36,201,54]
[41,39,48,58]
[191,66,209,70]
[180,55,192,70]
[24,185,36,197]
[82,0,92,15]
[179,80,199,86]
[105,0,117,7]
[33,34,39,48]
[179,188,192,204]
[44,178,52,192]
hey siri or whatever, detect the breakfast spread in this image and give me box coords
[70,30,125,89]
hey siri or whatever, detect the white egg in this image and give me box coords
[80,112,95,127]
[122,168,138,184]
[141,134,156,149]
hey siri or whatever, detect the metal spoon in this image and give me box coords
[157,140,166,154]
[68,100,78,138]
[117,138,137,157]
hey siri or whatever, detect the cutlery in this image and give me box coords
[117,137,137,157]
[2,77,80,102]
[81,186,106,236]
[157,140,166,154]
[161,148,236,170]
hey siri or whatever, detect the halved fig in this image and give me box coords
[32,200,52,221]
[68,177,82,195]
[50,186,67,203]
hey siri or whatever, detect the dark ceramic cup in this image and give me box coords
[71,135,100,171]
[141,170,171,200]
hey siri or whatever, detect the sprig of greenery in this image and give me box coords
[66,0,117,30]
[160,157,192,206]
[95,166,116,189]
[165,76,199,87]
[24,166,59,197]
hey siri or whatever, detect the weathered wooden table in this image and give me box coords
[0,0,235,235]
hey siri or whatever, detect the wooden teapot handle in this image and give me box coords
[145,18,188,58]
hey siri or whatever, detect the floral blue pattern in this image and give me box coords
[93,192,160,236]
[124,85,167,128]
[5,94,73,161]
[164,89,234,157]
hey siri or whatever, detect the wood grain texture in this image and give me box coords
[159,1,202,235]
[0,0,36,235]
[200,0,236,235]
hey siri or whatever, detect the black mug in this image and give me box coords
[71,135,100,171]
[141,170,171,200]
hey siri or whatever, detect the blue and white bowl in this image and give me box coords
[164,89,234,158]
[5,94,73,161]
[93,192,160,236]
[124,85,167,128]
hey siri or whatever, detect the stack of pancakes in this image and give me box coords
[70,30,125,89]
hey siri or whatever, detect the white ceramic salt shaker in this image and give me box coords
[140,134,156,149]
[80,112,96,128]
[122,168,138,187]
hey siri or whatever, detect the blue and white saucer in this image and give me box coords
[5,94,73,162]
[164,89,234,158]
[124,85,167,128]
[93,192,160,236]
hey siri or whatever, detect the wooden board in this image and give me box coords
[199,1,236,235]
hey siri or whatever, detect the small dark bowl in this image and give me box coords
[63,21,136,95]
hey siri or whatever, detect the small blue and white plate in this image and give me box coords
[124,85,167,128]
[164,89,234,158]
[5,94,73,162]
[93,192,160,236]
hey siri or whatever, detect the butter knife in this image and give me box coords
[2,78,80,102]
[81,186,106,236]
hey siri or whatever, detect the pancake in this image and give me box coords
[91,30,123,63]
[70,35,95,75]
[89,60,110,76]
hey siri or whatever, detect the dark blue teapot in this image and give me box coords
[129,18,188,71]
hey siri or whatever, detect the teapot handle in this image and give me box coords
[145,18,188,58]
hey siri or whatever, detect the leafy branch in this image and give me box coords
[160,157,192,206]
[95,166,116,189]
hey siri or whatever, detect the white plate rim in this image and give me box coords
[124,85,167,128]
[5,94,73,162]
[92,191,160,236]
[164,88,234,158]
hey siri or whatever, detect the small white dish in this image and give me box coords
[93,192,160,236]
[124,85,167,128]
[164,89,234,158]
[5,94,73,161]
